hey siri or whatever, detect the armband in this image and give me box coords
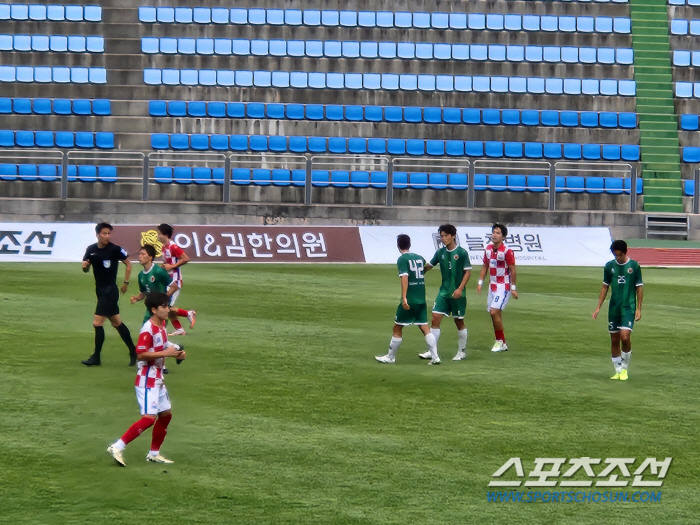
[123,281,129,285]
[511,285,517,291]
[477,280,484,286]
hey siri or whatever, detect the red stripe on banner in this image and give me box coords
[628,248,700,267]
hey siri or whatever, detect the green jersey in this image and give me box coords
[138,264,172,295]
[603,258,643,312]
[397,252,427,305]
[430,246,472,297]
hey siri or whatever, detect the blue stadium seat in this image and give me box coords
[308,137,327,153]
[527,175,548,192]
[73,99,91,115]
[541,110,559,126]
[564,143,582,160]
[188,101,206,117]
[544,143,562,159]
[560,111,578,127]
[504,142,523,158]
[508,175,527,191]
[345,105,364,121]
[426,140,445,156]
[18,164,38,181]
[227,102,245,118]
[462,108,480,124]
[151,134,169,150]
[683,147,700,162]
[368,138,386,154]
[170,134,188,150]
[95,132,114,149]
[311,169,330,187]
[443,108,461,124]
[206,101,225,118]
[252,169,271,186]
[521,110,539,126]
[474,174,487,191]
[168,100,186,117]
[624,178,643,195]
[599,112,618,128]
[482,109,500,125]
[231,168,251,185]
[348,138,366,154]
[0,98,11,114]
[392,172,408,189]
[13,98,31,114]
[448,173,467,190]
[190,134,209,151]
[621,145,640,161]
[485,142,504,158]
[681,114,699,131]
[465,141,484,157]
[501,109,520,125]
[99,166,117,183]
[407,139,425,156]
[325,105,343,121]
[0,130,14,147]
[370,171,387,188]
[619,112,636,129]
[53,99,71,115]
[78,165,97,182]
[55,131,74,148]
[602,145,621,161]
[424,107,441,123]
[387,139,406,155]
[330,170,350,187]
[349,170,370,188]
[446,141,464,156]
[566,176,585,193]
[428,172,448,190]
[328,137,347,154]
[289,136,307,153]
[35,131,54,147]
[173,167,192,184]
[37,164,57,182]
[306,104,324,120]
[269,136,287,152]
[385,106,402,123]
[586,177,605,194]
[271,169,291,187]
[208,134,227,151]
[92,99,110,116]
[684,179,695,197]
[15,131,34,147]
[583,144,601,160]
[153,167,172,184]
[229,135,247,151]
[1,163,17,181]
[604,177,624,194]
[409,172,428,189]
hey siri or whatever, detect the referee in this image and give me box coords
[81,222,137,367]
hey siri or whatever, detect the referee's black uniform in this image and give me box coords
[82,242,137,366]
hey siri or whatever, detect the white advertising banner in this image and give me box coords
[0,222,96,262]
[359,226,613,266]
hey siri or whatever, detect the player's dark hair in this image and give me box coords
[438,224,457,236]
[141,244,157,259]
[493,223,508,237]
[145,292,169,315]
[95,222,113,234]
[610,240,628,254]
[157,223,174,238]
[397,234,411,250]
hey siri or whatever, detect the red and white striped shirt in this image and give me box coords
[135,319,170,388]
[162,240,185,287]
[483,243,516,293]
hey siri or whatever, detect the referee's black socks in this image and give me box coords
[116,323,137,358]
[94,325,105,358]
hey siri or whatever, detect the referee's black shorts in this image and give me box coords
[95,284,120,317]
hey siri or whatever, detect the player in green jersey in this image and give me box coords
[130,245,177,324]
[418,224,472,362]
[376,234,439,364]
[592,240,643,381]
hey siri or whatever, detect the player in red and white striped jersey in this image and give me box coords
[476,223,519,353]
[157,223,196,336]
[107,292,186,467]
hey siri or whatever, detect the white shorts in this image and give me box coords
[487,289,511,311]
[169,288,180,307]
[136,384,171,415]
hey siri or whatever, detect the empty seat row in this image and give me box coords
[0,164,116,181]
[138,7,631,33]
[150,133,641,161]
[0,98,110,115]
[141,38,634,65]
[670,0,700,4]
[0,66,106,84]
[0,4,101,21]
[143,69,637,96]
[675,82,700,98]
[0,35,104,53]
[0,131,114,148]
[150,100,638,129]
[673,50,700,67]
[669,19,700,35]
[682,147,700,162]
[680,114,700,130]
[684,179,697,196]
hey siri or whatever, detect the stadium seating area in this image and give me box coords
[0,131,114,148]
[0,98,111,116]
[0,35,104,53]
[0,66,107,83]
[0,4,102,22]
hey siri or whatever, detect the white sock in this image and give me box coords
[457,329,468,352]
[612,357,622,373]
[431,328,441,342]
[113,439,126,451]
[425,333,438,360]
[149,450,159,457]
[621,351,631,370]
[388,337,402,359]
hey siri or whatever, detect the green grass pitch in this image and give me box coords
[1,262,699,524]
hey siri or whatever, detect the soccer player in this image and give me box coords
[418,224,471,362]
[81,222,137,367]
[107,292,186,467]
[156,223,196,336]
[476,223,518,353]
[376,234,439,365]
[592,239,643,381]
[130,245,176,319]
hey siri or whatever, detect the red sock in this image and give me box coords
[171,318,183,330]
[495,329,505,342]
[121,416,155,445]
[150,412,172,452]
[176,308,188,317]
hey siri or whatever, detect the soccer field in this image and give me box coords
[1,262,699,524]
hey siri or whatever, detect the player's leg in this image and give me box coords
[416,304,439,364]
[488,291,510,352]
[618,309,634,381]
[147,388,174,463]
[452,297,468,361]
[82,313,107,366]
[108,387,157,466]
[378,305,407,363]
[421,296,447,359]
[109,313,137,367]
[168,289,186,336]
[608,310,623,379]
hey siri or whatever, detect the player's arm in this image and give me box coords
[592,283,610,319]
[136,332,184,361]
[476,259,488,293]
[82,248,91,272]
[400,274,410,309]
[508,263,519,300]
[120,258,132,294]
[130,292,145,304]
[452,267,471,299]
[164,245,189,271]
[166,280,178,297]
[635,284,643,321]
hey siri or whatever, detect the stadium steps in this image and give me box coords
[630,0,684,212]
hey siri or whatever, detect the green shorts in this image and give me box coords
[433,294,466,319]
[395,303,428,325]
[608,308,635,332]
